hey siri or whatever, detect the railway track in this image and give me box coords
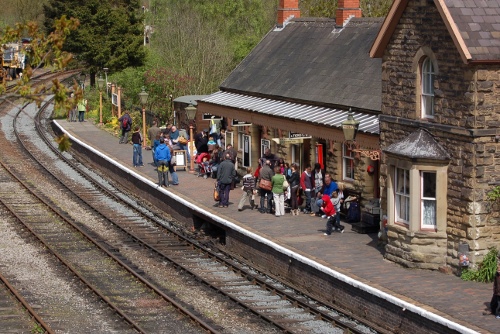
[0,271,52,334]
[0,70,382,333]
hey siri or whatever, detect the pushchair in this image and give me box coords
[195,152,212,179]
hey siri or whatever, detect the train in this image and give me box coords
[1,38,30,81]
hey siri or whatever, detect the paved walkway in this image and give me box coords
[58,120,497,333]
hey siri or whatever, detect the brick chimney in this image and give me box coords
[277,0,301,27]
[336,0,362,27]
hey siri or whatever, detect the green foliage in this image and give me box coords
[43,0,146,77]
[461,248,499,283]
[487,185,500,202]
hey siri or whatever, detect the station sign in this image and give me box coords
[289,132,311,139]
[231,119,252,126]
[272,138,304,145]
[202,114,223,121]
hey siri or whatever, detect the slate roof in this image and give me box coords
[444,0,500,61]
[221,17,383,113]
[384,128,450,160]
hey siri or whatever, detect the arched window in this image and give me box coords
[421,57,435,118]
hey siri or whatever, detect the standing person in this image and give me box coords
[195,129,209,154]
[118,111,132,144]
[217,128,226,149]
[224,144,237,164]
[77,97,87,122]
[271,166,286,217]
[217,153,236,208]
[260,148,278,168]
[168,146,179,185]
[178,127,190,163]
[330,189,345,233]
[169,125,181,150]
[238,166,257,211]
[148,119,160,162]
[131,126,144,167]
[321,193,336,236]
[311,163,325,216]
[69,93,78,122]
[300,164,313,214]
[154,137,171,186]
[152,133,161,167]
[147,119,160,147]
[283,162,292,180]
[258,160,274,214]
[289,163,301,216]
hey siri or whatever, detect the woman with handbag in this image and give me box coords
[257,160,274,214]
[271,166,286,217]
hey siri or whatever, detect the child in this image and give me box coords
[207,136,217,151]
[330,190,345,233]
[238,167,257,211]
[320,193,336,236]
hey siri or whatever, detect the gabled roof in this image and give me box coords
[221,17,383,113]
[384,128,450,160]
[370,0,500,63]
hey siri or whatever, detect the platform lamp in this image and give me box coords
[185,104,197,173]
[138,87,149,148]
[341,108,381,160]
[341,108,359,143]
[97,74,105,124]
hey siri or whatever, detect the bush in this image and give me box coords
[461,247,498,282]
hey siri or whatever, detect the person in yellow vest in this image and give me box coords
[77,98,88,122]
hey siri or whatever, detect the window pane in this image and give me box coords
[343,144,355,179]
[422,172,436,198]
[422,200,436,226]
[421,171,436,227]
[395,168,410,223]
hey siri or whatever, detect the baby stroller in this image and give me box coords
[195,152,212,179]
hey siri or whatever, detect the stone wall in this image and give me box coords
[379,1,500,270]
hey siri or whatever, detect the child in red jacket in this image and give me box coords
[320,194,336,236]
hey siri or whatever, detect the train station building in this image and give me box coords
[192,0,500,272]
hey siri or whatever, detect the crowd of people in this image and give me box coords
[117,117,348,236]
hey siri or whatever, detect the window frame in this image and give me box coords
[420,171,437,229]
[394,167,410,225]
[342,143,355,181]
[421,57,435,118]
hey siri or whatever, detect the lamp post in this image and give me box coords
[138,87,149,148]
[185,104,197,173]
[103,67,109,96]
[97,74,105,124]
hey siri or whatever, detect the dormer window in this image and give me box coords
[421,57,435,118]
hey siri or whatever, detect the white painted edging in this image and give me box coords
[54,121,479,334]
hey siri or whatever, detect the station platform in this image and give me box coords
[56,119,496,334]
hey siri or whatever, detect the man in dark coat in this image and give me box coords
[195,128,209,153]
[217,153,236,208]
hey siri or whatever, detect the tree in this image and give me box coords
[43,0,146,85]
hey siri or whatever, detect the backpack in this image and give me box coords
[122,117,128,129]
